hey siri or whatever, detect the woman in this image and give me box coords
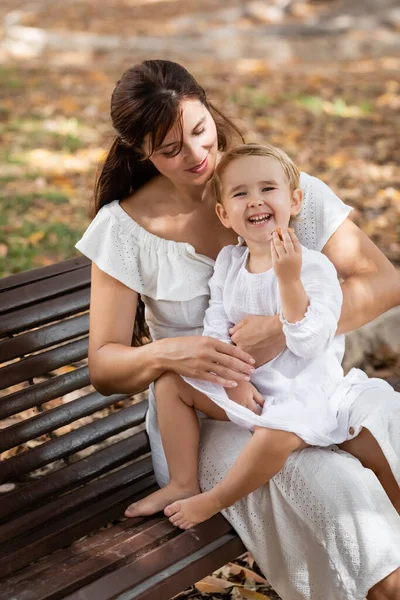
[76,60,400,600]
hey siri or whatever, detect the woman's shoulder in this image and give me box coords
[295,172,353,251]
[75,187,214,301]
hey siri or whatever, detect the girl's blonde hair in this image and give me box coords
[212,143,300,204]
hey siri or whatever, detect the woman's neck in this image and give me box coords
[169,179,207,209]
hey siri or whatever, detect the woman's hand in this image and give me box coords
[226,380,264,415]
[229,315,286,368]
[157,336,256,388]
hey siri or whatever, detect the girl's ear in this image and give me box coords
[290,188,303,217]
[215,202,232,229]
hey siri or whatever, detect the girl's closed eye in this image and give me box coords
[233,191,247,198]
[262,186,274,192]
[193,127,206,136]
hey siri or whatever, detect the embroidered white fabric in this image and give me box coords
[76,172,400,599]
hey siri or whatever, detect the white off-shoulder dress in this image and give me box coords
[76,173,400,600]
[183,244,392,445]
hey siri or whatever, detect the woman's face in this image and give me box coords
[144,99,218,187]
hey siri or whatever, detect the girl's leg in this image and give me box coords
[148,387,400,599]
[125,372,227,518]
[339,427,400,513]
[165,427,307,529]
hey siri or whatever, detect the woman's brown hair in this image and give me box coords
[94,60,243,345]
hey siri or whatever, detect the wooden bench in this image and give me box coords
[0,257,245,600]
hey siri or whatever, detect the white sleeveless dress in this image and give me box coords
[76,172,400,600]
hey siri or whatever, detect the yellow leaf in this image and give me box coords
[0,243,8,257]
[28,231,45,245]
[195,576,234,593]
[239,589,272,599]
[56,365,76,374]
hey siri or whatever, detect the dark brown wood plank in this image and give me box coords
[63,515,240,600]
[0,391,130,452]
[0,314,89,363]
[0,256,89,293]
[5,516,178,600]
[1,515,165,590]
[0,338,88,388]
[129,533,245,600]
[0,267,91,315]
[0,288,90,337]
[0,426,149,521]
[2,514,164,588]
[0,367,90,419]
[0,455,153,549]
[0,401,147,484]
[0,468,158,580]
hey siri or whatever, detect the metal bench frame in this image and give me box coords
[0,257,245,600]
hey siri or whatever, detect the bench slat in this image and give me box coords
[0,267,91,315]
[0,515,166,590]
[0,401,147,483]
[0,367,90,419]
[0,465,157,581]
[64,515,241,600]
[0,428,149,521]
[0,391,130,452]
[0,288,90,338]
[0,454,152,548]
[0,338,89,388]
[0,314,89,364]
[13,516,178,600]
[132,533,245,600]
[0,257,90,293]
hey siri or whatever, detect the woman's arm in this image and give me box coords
[88,264,256,396]
[322,218,400,335]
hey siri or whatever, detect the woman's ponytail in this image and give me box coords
[92,136,158,218]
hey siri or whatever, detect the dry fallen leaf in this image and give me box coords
[195,576,234,594]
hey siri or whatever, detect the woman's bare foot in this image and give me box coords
[164,490,223,529]
[124,482,201,518]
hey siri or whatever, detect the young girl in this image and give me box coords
[128,143,399,529]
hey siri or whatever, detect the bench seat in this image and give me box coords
[0,257,245,600]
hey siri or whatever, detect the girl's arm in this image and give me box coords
[230,218,400,359]
[88,264,255,396]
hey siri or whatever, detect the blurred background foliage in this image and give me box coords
[0,0,399,277]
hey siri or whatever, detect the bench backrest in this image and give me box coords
[0,257,153,578]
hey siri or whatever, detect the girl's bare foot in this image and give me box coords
[124,482,201,518]
[164,490,223,529]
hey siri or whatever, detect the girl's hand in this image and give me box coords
[229,315,286,367]
[272,228,302,284]
[226,380,264,415]
[158,336,256,388]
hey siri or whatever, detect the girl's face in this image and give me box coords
[216,155,303,244]
[145,99,218,187]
